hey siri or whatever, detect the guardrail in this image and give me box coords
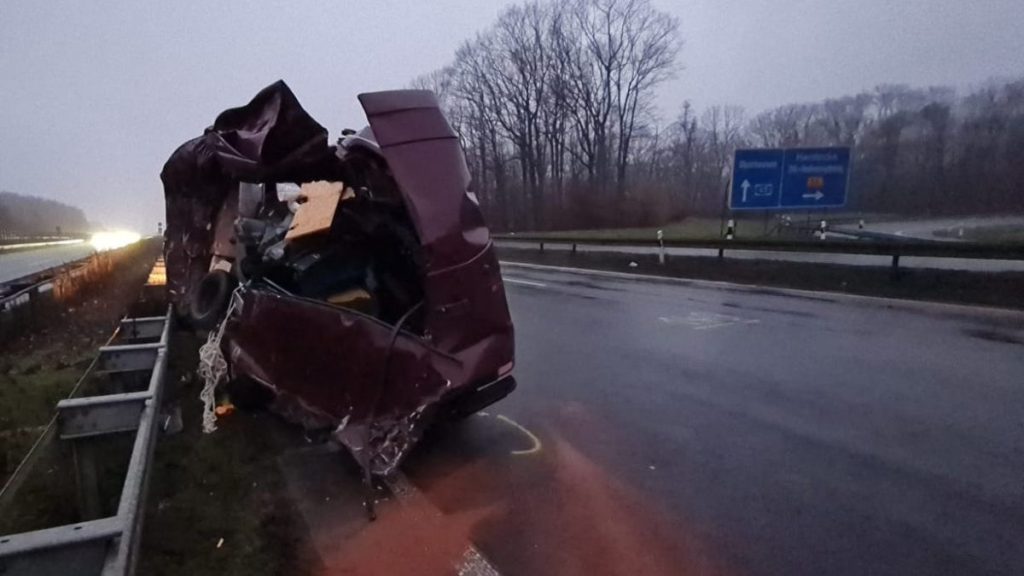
[494,234,1024,271]
[0,256,94,310]
[0,278,54,312]
[0,234,88,245]
[0,307,172,575]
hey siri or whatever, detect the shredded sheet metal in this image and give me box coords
[223,287,459,475]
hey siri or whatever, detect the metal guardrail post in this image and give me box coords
[102,345,168,576]
[58,392,152,440]
[74,438,103,521]
[118,317,167,341]
[0,517,124,575]
[97,343,163,374]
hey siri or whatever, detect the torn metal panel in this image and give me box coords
[223,288,460,474]
[161,81,342,315]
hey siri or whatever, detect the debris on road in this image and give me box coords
[161,81,516,479]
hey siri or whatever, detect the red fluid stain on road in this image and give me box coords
[295,404,728,575]
[279,445,493,576]
[403,407,729,576]
[312,488,494,575]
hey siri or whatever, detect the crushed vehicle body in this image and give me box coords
[161,81,515,475]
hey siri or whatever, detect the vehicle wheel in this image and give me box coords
[189,270,236,330]
[225,376,275,411]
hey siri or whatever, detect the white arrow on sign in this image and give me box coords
[802,190,825,201]
[741,180,751,202]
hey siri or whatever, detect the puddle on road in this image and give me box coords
[560,279,627,293]
[659,311,761,330]
[725,286,838,303]
[721,301,818,319]
[962,328,1023,345]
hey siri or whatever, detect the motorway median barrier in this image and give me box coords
[493,234,1024,270]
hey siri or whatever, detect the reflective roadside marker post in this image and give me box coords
[657,229,665,265]
[819,220,828,240]
[720,219,735,260]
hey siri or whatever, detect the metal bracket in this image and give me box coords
[57,392,151,440]
[96,344,161,374]
[0,516,122,576]
[117,317,166,341]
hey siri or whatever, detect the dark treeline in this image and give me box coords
[414,0,1024,231]
[0,191,89,238]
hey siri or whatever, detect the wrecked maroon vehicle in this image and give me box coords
[161,81,515,475]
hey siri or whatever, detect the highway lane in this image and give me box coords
[400,263,1024,576]
[0,242,95,284]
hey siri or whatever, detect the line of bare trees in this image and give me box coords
[415,0,1024,231]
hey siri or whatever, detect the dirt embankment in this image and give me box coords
[498,246,1024,310]
[0,240,160,485]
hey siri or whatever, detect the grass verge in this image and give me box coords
[138,331,320,576]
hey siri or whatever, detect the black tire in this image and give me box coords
[189,269,236,330]
[225,376,275,411]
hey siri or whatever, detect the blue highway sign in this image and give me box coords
[730,147,850,210]
[730,149,784,209]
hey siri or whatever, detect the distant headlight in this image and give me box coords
[90,230,141,251]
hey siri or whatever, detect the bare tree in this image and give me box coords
[422,0,1024,229]
[609,0,680,197]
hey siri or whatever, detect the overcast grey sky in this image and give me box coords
[2,0,1022,232]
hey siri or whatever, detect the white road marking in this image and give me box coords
[503,277,548,288]
[494,414,543,455]
[659,312,760,330]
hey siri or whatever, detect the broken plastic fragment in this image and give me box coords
[285,181,344,241]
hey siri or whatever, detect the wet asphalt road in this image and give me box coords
[0,243,95,284]
[404,262,1024,576]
